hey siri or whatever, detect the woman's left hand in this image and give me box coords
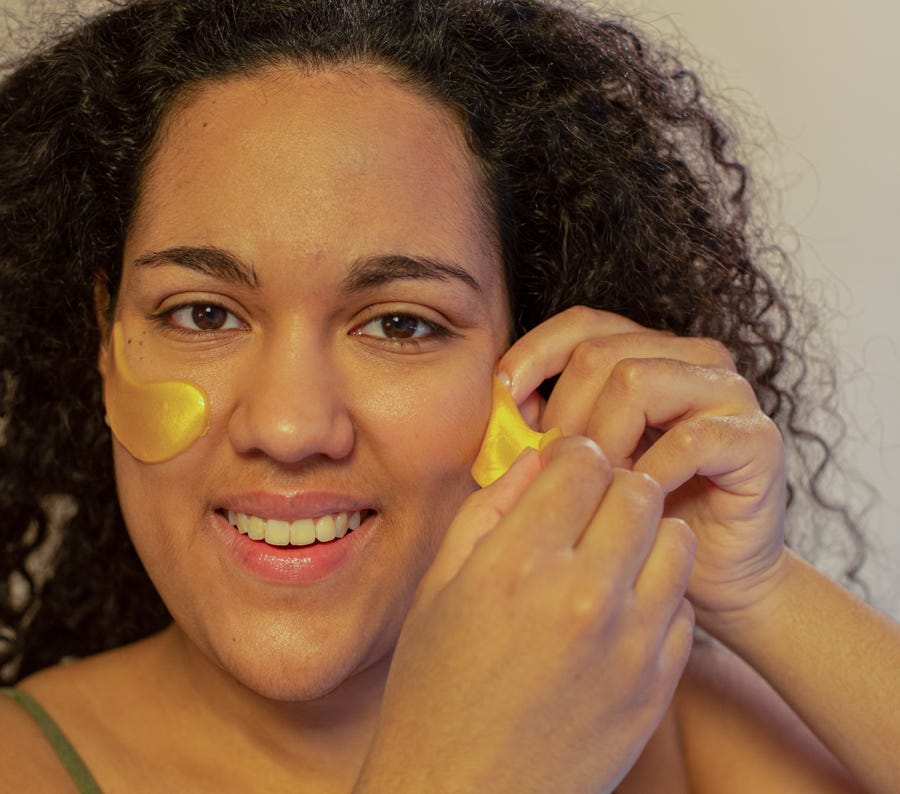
[497,306,789,622]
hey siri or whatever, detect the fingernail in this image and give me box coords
[497,370,520,403]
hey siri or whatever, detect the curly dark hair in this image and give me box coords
[0,0,866,683]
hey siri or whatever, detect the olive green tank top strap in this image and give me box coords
[1,687,103,793]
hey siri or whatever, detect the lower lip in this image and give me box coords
[212,512,375,585]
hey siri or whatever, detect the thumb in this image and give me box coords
[518,388,544,430]
[416,447,543,599]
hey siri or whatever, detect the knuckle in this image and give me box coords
[659,601,696,676]
[657,519,698,579]
[568,337,613,381]
[508,547,542,582]
[459,486,501,520]
[666,418,705,454]
[563,571,621,628]
[559,435,612,479]
[696,336,737,369]
[757,412,785,444]
[670,603,697,665]
[614,468,664,509]
[661,517,697,555]
[568,586,614,627]
[677,599,697,634]
[608,357,651,395]
[568,304,603,329]
[452,497,506,546]
[720,369,760,404]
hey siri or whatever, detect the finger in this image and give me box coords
[498,307,647,403]
[575,468,665,590]
[632,518,697,627]
[542,335,737,435]
[584,359,759,467]
[420,447,543,596]
[476,435,614,560]
[655,598,696,699]
[633,413,785,497]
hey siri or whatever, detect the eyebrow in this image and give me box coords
[340,254,483,294]
[131,247,483,294]
[131,246,260,289]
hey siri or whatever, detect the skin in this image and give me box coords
[3,62,898,793]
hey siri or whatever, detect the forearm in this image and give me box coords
[699,549,900,794]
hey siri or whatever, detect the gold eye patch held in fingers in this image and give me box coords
[103,323,210,463]
[470,377,561,487]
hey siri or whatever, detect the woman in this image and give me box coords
[1,1,897,791]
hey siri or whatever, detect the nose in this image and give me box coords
[227,329,355,464]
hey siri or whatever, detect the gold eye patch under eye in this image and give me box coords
[470,377,561,487]
[103,323,210,463]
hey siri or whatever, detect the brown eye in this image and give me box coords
[167,303,242,332]
[191,305,229,330]
[352,311,449,348]
[380,314,422,339]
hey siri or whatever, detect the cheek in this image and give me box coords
[353,371,491,586]
[111,444,175,580]
[355,362,493,493]
[112,440,201,532]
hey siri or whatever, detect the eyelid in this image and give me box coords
[152,299,247,335]
[352,301,455,329]
[355,313,438,339]
[350,306,458,348]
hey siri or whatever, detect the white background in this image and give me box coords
[3,0,899,617]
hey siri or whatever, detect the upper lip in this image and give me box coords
[218,491,376,522]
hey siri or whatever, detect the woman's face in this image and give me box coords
[106,65,509,699]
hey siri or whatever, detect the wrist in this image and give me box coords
[692,546,797,649]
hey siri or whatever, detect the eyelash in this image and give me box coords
[351,312,454,348]
[151,303,245,336]
[152,303,455,348]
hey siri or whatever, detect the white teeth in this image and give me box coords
[315,514,336,542]
[265,519,290,546]
[290,518,315,546]
[334,512,349,539]
[248,516,265,541]
[226,510,364,547]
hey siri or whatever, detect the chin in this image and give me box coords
[199,617,398,703]
[238,665,354,702]
[235,652,392,704]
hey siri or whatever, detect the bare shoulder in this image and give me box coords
[0,688,78,793]
[0,636,166,793]
[674,638,863,794]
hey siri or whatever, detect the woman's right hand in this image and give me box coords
[354,437,697,794]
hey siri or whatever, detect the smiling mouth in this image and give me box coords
[221,509,371,548]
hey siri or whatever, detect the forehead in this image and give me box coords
[126,64,500,280]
